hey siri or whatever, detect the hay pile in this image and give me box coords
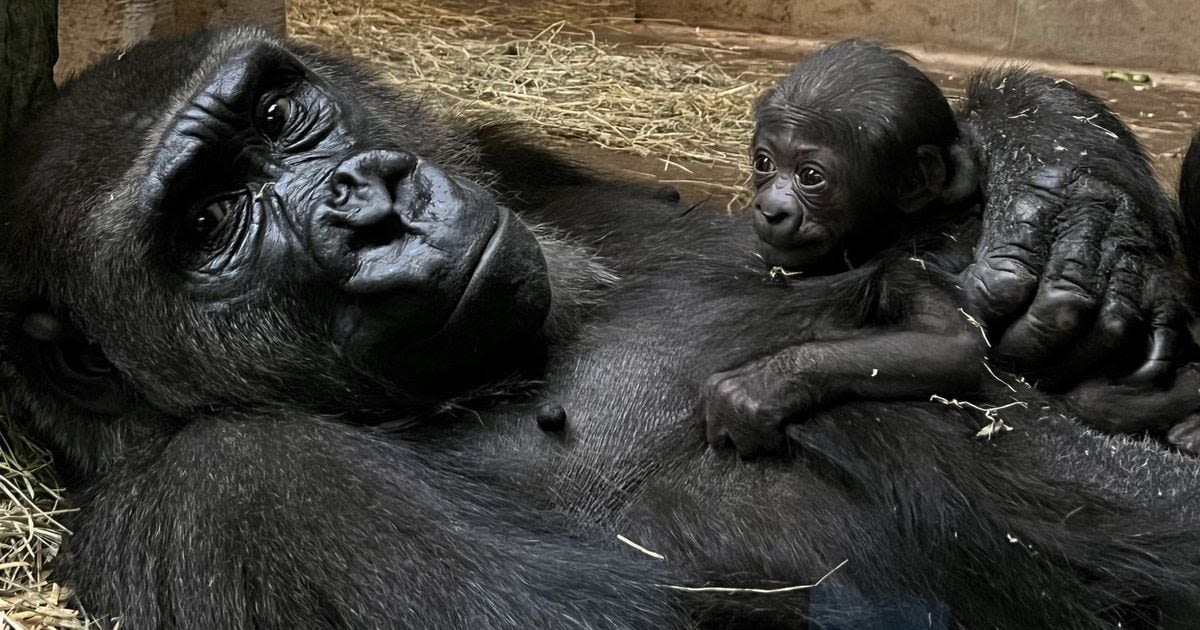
[0,426,82,629]
[288,0,788,204]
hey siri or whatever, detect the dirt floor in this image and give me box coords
[5,0,1200,627]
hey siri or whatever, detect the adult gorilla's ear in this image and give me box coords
[896,144,947,214]
[21,311,136,415]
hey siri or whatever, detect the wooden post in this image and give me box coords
[57,0,286,81]
[0,1,58,147]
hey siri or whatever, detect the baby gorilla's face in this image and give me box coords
[748,125,884,272]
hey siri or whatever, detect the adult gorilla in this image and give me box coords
[0,28,1198,629]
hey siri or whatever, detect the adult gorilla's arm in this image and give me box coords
[959,69,1192,383]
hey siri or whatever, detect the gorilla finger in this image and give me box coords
[1124,270,1192,385]
[1039,199,1108,297]
[703,377,758,448]
[1167,415,1200,456]
[1022,195,1109,328]
[1123,326,1182,386]
[703,398,735,448]
[1069,367,1200,434]
[1047,252,1141,377]
[965,193,1058,323]
[706,425,732,450]
[995,286,1096,369]
[1052,302,1139,380]
[962,257,1041,325]
[704,403,735,449]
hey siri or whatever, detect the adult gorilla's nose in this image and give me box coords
[326,149,421,231]
[309,148,503,304]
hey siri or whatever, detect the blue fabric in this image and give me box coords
[809,583,950,629]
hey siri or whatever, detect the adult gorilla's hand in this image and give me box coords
[958,69,1194,384]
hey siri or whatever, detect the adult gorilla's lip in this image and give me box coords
[326,166,503,348]
[343,205,550,382]
[420,204,551,361]
[436,205,510,330]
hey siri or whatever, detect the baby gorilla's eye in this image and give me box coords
[192,198,235,237]
[259,96,292,140]
[753,154,776,174]
[797,167,826,189]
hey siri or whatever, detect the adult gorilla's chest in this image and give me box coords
[447,212,1200,607]
[469,261,864,521]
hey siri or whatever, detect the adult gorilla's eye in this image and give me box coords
[797,167,826,189]
[259,96,292,139]
[191,199,235,238]
[753,154,776,174]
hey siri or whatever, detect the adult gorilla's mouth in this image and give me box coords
[437,206,547,335]
[336,160,500,299]
[328,171,552,382]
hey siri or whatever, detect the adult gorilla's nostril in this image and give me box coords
[329,173,354,207]
[327,149,419,216]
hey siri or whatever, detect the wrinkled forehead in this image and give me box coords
[103,28,296,207]
[2,29,290,278]
[753,104,861,151]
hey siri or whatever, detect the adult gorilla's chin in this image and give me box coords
[349,206,553,389]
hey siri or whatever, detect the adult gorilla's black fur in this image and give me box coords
[1,27,1199,629]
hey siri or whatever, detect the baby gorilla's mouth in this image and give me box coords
[757,237,837,272]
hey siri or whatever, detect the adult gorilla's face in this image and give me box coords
[1,28,551,413]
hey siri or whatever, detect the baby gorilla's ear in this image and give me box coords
[940,140,980,205]
[896,145,948,214]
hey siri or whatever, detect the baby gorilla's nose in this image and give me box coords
[757,201,794,226]
[753,186,804,248]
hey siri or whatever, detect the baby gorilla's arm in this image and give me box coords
[703,290,987,458]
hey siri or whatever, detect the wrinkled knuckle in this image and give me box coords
[983,241,1042,268]
[972,265,1038,306]
[713,377,743,400]
[703,371,730,393]
[1043,279,1097,306]
[1028,165,1072,192]
[734,393,763,419]
[1008,192,1058,222]
[1030,291,1093,334]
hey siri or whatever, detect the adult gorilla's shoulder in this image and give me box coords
[1,26,1198,629]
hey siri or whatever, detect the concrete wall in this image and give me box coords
[635,0,1200,72]
[57,0,285,81]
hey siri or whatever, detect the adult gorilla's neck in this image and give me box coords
[530,222,619,343]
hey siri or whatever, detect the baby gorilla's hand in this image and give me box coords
[703,355,818,458]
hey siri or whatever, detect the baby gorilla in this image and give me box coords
[703,41,987,457]
[705,40,1200,458]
